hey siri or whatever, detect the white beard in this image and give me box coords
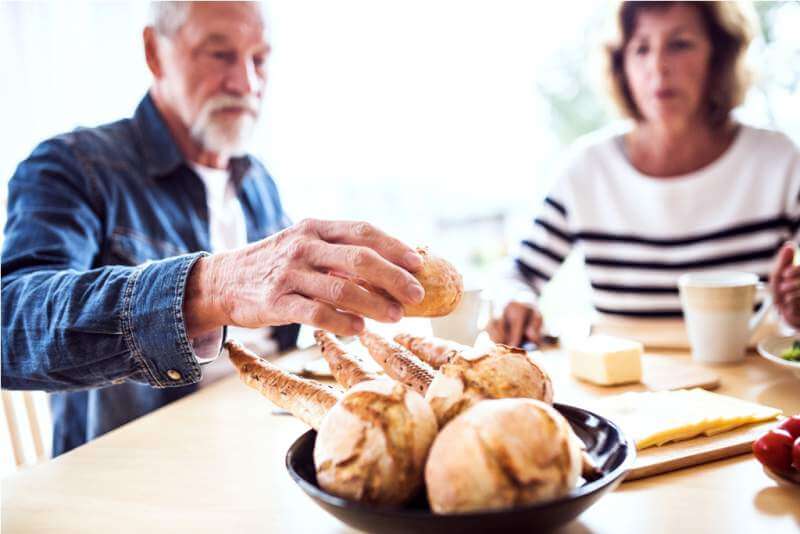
[190,94,260,157]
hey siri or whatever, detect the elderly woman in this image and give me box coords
[490,1,800,347]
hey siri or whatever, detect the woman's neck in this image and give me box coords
[626,118,738,178]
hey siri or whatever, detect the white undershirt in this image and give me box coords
[192,163,248,253]
[191,163,277,386]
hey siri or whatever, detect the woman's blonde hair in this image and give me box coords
[603,1,757,127]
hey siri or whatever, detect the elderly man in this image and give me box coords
[1,2,424,456]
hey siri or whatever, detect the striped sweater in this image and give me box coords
[516,124,800,319]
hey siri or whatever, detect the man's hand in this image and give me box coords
[771,241,800,328]
[486,300,543,348]
[183,219,425,337]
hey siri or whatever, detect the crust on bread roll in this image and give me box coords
[403,247,463,317]
[425,344,554,425]
[227,339,339,429]
[425,398,583,514]
[314,379,438,505]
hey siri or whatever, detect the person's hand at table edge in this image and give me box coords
[487,300,544,349]
[771,241,800,329]
[182,219,425,338]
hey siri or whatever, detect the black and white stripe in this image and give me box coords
[518,213,793,318]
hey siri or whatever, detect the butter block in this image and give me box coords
[568,335,643,386]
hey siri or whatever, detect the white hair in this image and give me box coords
[148,1,268,38]
[149,2,192,38]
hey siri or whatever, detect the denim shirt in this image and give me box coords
[1,94,297,455]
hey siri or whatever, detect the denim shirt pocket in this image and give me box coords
[109,228,187,266]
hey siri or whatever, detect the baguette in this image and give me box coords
[358,330,434,395]
[314,330,377,388]
[227,339,339,429]
[393,332,467,368]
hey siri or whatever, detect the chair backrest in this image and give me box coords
[1,390,50,470]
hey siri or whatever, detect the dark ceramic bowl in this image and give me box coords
[286,403,635,534]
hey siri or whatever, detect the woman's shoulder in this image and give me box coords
[553,122,633,187]
[567,121,632,160]
[736,123,799,157]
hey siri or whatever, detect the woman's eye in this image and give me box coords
[211,51,236,63]
[669,40,693,51]
[634,44,649,56]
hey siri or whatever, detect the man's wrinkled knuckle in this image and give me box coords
[347,247,369,269]
[328,278,347,303]
[352,221,376,239]
[286,238,310,261]
[297,218,318,233]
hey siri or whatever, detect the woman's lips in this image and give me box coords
[655,88,678,99]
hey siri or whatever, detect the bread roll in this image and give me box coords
[425,398,583,514]
[425,344,554,426]
[403,247,463,317]
[358,331,553,426]
[314,379,438,505]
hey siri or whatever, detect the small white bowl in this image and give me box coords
[756,336,800,379]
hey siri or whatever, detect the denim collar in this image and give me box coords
[132,92,252,186]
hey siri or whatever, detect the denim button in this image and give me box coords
[167,369,182,381]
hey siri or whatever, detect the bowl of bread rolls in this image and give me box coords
[229,249,634,534]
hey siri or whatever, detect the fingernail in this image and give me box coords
[408,283,425,303]
[388,304,403,321]
[404,251,423,270]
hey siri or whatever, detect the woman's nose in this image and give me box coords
[651,47,671,80]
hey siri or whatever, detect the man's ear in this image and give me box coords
[143,26,163,78]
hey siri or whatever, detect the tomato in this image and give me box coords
[793,437,800,472]
[753,429,794,474]
[778,415,800,439]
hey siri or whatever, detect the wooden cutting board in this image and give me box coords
[624,419,774,481]
[641,357,720,391]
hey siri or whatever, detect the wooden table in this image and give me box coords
[3,347,799,533]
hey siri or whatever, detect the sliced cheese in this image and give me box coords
[568,335,643,386]
[594,389,782,450]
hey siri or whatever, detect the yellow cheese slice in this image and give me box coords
[593,388,781,450]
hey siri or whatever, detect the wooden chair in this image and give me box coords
[2,390,48,468]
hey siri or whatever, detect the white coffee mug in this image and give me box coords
[429,289,488,345]
[678,271,772,364]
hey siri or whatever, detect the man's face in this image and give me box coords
[155,2,270,156]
